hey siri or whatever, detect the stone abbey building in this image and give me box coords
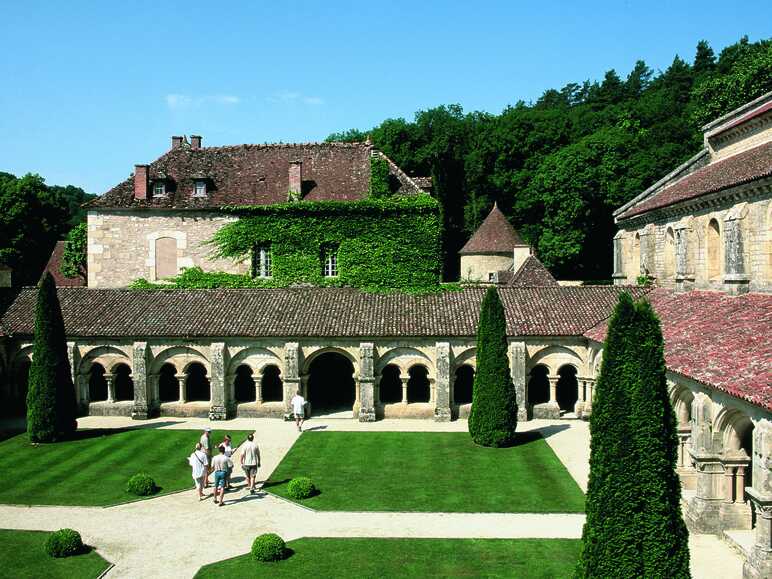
[1,94,771,576]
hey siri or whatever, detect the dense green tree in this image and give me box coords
[61,222,87,280]
[577,293,689,578]
[693,40,716,76]
[26,273,77,442]
[468,287,517,447]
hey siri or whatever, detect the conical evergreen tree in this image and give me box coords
[26,273,77,442]
[576,293,690,578]
[468,287,517,447]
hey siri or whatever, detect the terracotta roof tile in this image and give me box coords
[505,256,558,287]
[41,242,86,287]
[459,204,528,255]
[618,141,772,219]
[585,289,772,411]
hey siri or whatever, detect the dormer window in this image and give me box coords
[193,180,207,197]
[153,181,166,196]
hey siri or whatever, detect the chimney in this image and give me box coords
[134,164,149,200]
[190,135,202,150]
[288,160,302,201]
[171,135,183,149]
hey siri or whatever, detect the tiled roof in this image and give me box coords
[87,142,377,209]
[505,256,558,287]
[1,286,648,339]
[459,203,528,254]
[585,289,772,412]
[618,141,772,219]
[41,242,86,287]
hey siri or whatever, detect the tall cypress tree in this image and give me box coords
[26,273,77,442]
[577,293,690,578]
[468,287,517,447]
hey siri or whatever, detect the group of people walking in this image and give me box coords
[188,427,261,506]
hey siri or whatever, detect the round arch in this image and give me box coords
[375,347,434,376]
[528,345,584,377]
[78,345,131,376]
[306,351,356,414]
[150,346,209,375]
[406,364,431,403]
[302,347,357,376]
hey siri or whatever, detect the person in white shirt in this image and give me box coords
[188,442,209,501]
[211,445,232,507]
[240,433,261,494]
[199,427,212,487]
[221,434,234,490]
[291,391,306,432]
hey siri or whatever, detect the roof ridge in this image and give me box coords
[194,141,370,152]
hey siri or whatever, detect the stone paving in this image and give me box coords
[0,416,743,578]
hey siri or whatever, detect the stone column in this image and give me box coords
[176,373,187,403]
[676,425,697,489]
[131,341,150,419]
[283,342,300,415]
[104,373,115,403]
[509,341,528,422]
[208,341,227,420]
[674,223,695,292]
[744,420,772,579]
[549,377,558,405]
[639,228,656,281]
[583,379,595,418]
[66,341,83,412]
[723,213,750,295]
[357,342,376,422]
[434,341,451,422]
[400,375,409,404]
[612,233,627,286]
[254,375,262,404]
[687,393,724,533]
[574,378,586,417]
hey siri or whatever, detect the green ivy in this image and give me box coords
[369,156,391,197]
[61,222,87,280]
[132,197,443,293]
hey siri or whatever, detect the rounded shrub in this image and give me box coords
[126,472,157,496]
[287,476,316,500]
[251,533,286,562]
[45,528,84,558]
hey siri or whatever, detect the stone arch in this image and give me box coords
[233,364,256,403]
[151,346,209,375]
[302,347,357,377]
[227,347,282,377]
[378,364,402,404]
[715,409,755,458]
[529,345,583,377]
[376,347,434,376]
[113,363,134,402]
[260,364,283,402]
[78,345,131,375]
[664,226,676,280]
[158,363,178,403]
[452,348,477,371]
[88,362,108,402]
[527,364,550,406]
[185,362,210,402]
[406,364,431,403]
[556,364,579,413]
[671,386,695,428]
[706,218,722,280]
[306,351,356,414]
[453,364,475,405]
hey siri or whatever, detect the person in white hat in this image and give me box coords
[199,427,212,487]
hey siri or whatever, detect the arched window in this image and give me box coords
[406,365,430,403]
[664,227,676,279]
[113,363,134,401]
[185,363,210,402]
[527,365,549,406]
[158,363,178,402]
[453,365,474,405]
[260,365,283,402]
[631,233,641,278]
[707,219,722,280]
[556,365,578,413]
[88,363,108,402]
[155,237,178,279]
[234,365,255,403]
[379,364,402,404]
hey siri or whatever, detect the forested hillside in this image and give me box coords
[0,172,93,285]
[329,37,772,280]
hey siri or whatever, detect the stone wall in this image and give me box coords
[87,210,246,287]
[460,254,513,282]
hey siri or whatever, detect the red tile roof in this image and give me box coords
[41,242,86,287]
[618,141,772,219]
[459,203,528,255]
[710,100,772,135]
[505,256,558,287]
[1,286,648,339]
[88,142,379,209]
[585,289,772,411]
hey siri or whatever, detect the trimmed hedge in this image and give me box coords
[251,533,287,562]
[44,528,84,558]
[468,287,517,447]
[287,476,316,500]
[27,273,78,442]
[576,293,689,578]
[126,473,157,496]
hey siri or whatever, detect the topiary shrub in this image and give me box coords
[287,476,316,500]
[45,528,84,558]
[126,472,157,496]
[251,533,286,562]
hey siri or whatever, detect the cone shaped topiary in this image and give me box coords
[468,286,517,447]
[27,273,78,442]
[576,292,690,578]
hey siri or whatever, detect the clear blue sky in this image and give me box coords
[1,1,769,194]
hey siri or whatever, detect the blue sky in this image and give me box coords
[1,1,769,194]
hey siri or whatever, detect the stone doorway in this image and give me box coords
[556,365,579,415]
[307,352,355,416]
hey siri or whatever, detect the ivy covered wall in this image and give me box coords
[132,196,442,292]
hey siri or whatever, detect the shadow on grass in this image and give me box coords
[261,478,291,489]
[303,425,328,432]
[58,421,184,442]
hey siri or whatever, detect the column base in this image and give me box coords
[532,402,560,419]
[582,403,592,420]
[745,547,772,579]
[208,405,228,421]
[131,403,150,420]
[358,406,376,422]
[574,400,586,418]
[517,404,530,422]
[724,274,751,295]
[434,406,451,422]
[676,467,698,490]
[685,495,723,534]
[719,501,753,530]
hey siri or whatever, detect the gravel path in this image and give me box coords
[0,416,742,578]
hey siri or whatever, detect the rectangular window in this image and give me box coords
[251,244,272,278]
[322,245,338,277]
[153,181,166,196]
[194,180,207,197]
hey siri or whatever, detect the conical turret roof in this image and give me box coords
[459,203,528,255]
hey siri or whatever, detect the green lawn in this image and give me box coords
[0,529,111,579]
[267,431,584,512]
[0,428,252,506]
[196,537,582,578]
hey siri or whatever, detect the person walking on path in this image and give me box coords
[199,427,212,487]
[211,445,231,507]
[222,434,234,490]
[291,390,306,432]
[188,443,209,501]
[240,433,261,494]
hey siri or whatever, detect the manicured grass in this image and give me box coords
[195,537,582,578]
[0,428,252,506]
[267,431,584,512]
[0,529,111,579]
